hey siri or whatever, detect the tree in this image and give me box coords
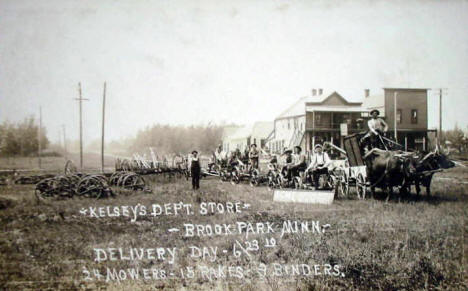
[444,123,466,152]
[0,117,49,157]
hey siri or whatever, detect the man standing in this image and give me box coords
[189,150,201,190]
[249,143,260,170]
[306,144,331,189]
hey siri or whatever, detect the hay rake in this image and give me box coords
[109,171,149,191]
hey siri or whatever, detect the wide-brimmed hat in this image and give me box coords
[192,150,198,155]
[294,145,302,152]
[283,148,293,154]
[370,109,380,116]
[250,143,257,147]
[314,144,323,149]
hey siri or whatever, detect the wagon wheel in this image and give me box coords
[293,176,302,189]
[339,173,350,198]
[109,172,124,185]
[249,170,260,187]
[356,174,367,199]
[231,170,240,185]
[219,170,226,182]
[277,175,285,189]
[122,174,146,191]
[326,175,334,190]
[267,176,276,191]
[35,178,55,200]
[76,176,109,199]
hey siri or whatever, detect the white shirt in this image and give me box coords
[308,152,331,169]
[214,150,226,160]
[368,118,388,133]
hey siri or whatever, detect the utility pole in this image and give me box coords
[101,82,106,173]
[74,82,89,170]
[439,88,442,138]
[38,106,42,169]
[394,91,398,140]
[62,124,67,159]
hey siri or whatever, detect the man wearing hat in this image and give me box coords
[306,144,331,189]
[287,145,307,180]
[189,150,201,190]
[248,143,260,170]
[365,109,388,149]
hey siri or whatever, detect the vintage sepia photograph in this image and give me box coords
[0,0,467,290]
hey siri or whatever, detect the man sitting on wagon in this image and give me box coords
[361,109,389,151]
[281,149,293,178]
[306,144,331,189]
[286,146,307,181]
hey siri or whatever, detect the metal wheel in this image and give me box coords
[249,170,259,187]
[267,176,276,190]
[231,170,240,185]
[293,176,302,189]
[339,173,350,197]
[356,174,367,199]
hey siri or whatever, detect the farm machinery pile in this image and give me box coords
[115,148,189,178]
[34,161,150,200]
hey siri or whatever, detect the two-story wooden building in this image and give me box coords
[363,88,430,150]
[268,90,368,155]
[268,87,431,155]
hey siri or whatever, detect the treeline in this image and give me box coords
[441,124,468,153]
[129,124,224,155]
[0,117,49,156]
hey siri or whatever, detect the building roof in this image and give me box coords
[251,121,274,138]
[306,106,367,112]
[228,124,254,140]
[361,94,386,117]
[276,96,309,119]
[383,88,429,91]
[225,121,274,141]
[276,91,362,119]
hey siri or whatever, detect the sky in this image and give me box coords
[0,0,467,145]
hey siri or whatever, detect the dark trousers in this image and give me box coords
[250,158,259,170]
[287,163,306,180]
[312,167,328,188]
[191,169,200,189]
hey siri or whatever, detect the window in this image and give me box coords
[288,120,290,130]
[397,109,402,124]
[411,109,418,124]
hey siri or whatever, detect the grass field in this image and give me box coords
[0,160,467,290]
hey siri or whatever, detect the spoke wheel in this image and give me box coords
[356,174,367,199]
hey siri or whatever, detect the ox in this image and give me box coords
[404,149,455,196]
[363,149,414,201]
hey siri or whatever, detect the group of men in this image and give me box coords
[213,142,332,189]
[189,108,389,190]
[275,144,331,189]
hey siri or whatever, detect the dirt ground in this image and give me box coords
[0,162,467,290]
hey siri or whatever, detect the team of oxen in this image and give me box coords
[361,145,455,200]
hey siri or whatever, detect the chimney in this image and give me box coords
[364,89,370,98]
[312,89,317,96]
[318,88,323,95]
